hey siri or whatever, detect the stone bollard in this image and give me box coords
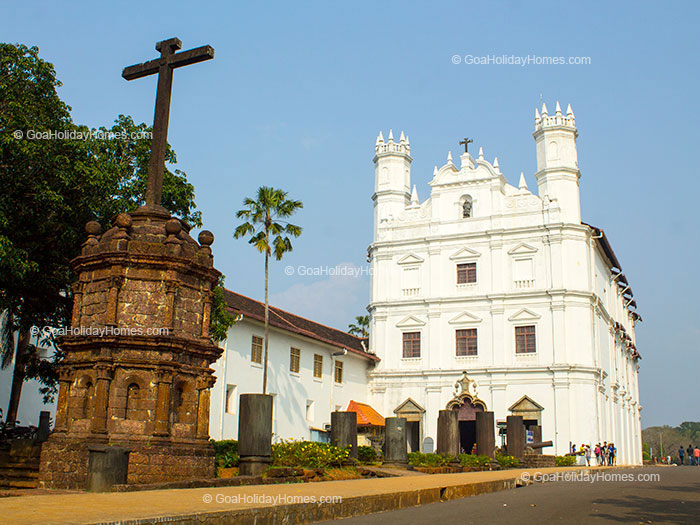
[86,446,130,492]
[436,410,459,458]
[331,411,358,460]
[37,411,51,442]
[506,415,525,458]
[384,417,408,467]
[238,393,273,476]
[532,425,542,455]
[476,411,495,458]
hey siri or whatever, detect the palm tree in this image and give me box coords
[234,186,302,394]
[348,315,369,338]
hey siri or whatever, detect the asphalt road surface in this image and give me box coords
[321,467,700,524]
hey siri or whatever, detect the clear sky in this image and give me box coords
[2,1,698,428]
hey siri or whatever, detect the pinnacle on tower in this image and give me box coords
[535,108,541,122]
[493,156,500,170]
[566,104,575,118]
[541,102,548,116]
[376,131,384,145]
[405,135,410,146]
[478,146,484,160]
[399,131,406,143]
[447,151,453,163]
[519,171,528,190]
[410,185,419,205]
[433,166,438,176]
[555,101,562,115]
[388,129,394,143]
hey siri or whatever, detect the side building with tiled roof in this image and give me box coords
[208,290,380,442]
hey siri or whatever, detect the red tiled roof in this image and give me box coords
[223,289,379,362]
[346,400,385,427]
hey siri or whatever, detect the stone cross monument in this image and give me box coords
[39,38,221,489]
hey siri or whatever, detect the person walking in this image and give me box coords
[679,446,685,465]
[595,444,601,466]
[602,442,609,466]
[694,446,700,466]
[609,443,616,466]
[688,445,695,466]
[584,444,591,466]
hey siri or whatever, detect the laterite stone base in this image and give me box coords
[39,436,215,490]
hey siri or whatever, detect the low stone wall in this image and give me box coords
[39,437,215,489]
[520,454,555,468]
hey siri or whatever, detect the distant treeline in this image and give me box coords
[642,422,700,460]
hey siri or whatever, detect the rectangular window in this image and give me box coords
[402,332,421,358]
[515,325,537,354]
[457,263,477,284]
[225,384,237,414]
[334,360,344,384]
[313,354,323,378]
[306,400,314,421]
[251,335,263,364]
[456,329,478,356]
[290,347,301,373]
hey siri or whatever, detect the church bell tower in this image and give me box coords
[372,130,412,240]
[533,102,581,223]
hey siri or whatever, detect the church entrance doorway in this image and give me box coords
[393,398,425,453]
[458,421,476,454]
[406,420,420,452]
[452,397,484,454]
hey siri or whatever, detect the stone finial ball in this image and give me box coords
[165,218,182,235]
[198,230,214,246]
[85,221,102,236]
[114,213,132,229]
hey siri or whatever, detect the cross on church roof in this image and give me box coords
[122,38,214,210]
[459,138,473,154]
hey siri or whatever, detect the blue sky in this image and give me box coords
[3,1,698,427]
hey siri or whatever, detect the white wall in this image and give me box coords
[209,318,375,442]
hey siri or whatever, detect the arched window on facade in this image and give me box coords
[125,383,140,419]
[462,197,473,218]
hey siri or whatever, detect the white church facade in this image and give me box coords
[366,102,642,463]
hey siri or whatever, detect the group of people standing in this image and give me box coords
[574,442,616,466]
[678,444,700,465]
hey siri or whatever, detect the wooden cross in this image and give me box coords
[123,38,214,209]
[459,138,473,154]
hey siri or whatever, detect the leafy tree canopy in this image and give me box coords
[0,43,214,409]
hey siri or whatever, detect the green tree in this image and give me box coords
[234,186,302,394]
[348,315,369,338]
[0,43,208,424]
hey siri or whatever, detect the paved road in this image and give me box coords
[322,467,700,524]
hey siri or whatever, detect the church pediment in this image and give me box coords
[394,397,425,415]
[508,308,541,321]
[448,311,482,324]
[397,254,424,265]
[396,315,426,328]
[449,247,481,261]
[508,243,538,255]
[509,395,544,412]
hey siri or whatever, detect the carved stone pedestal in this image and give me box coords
[39,209,222,489]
